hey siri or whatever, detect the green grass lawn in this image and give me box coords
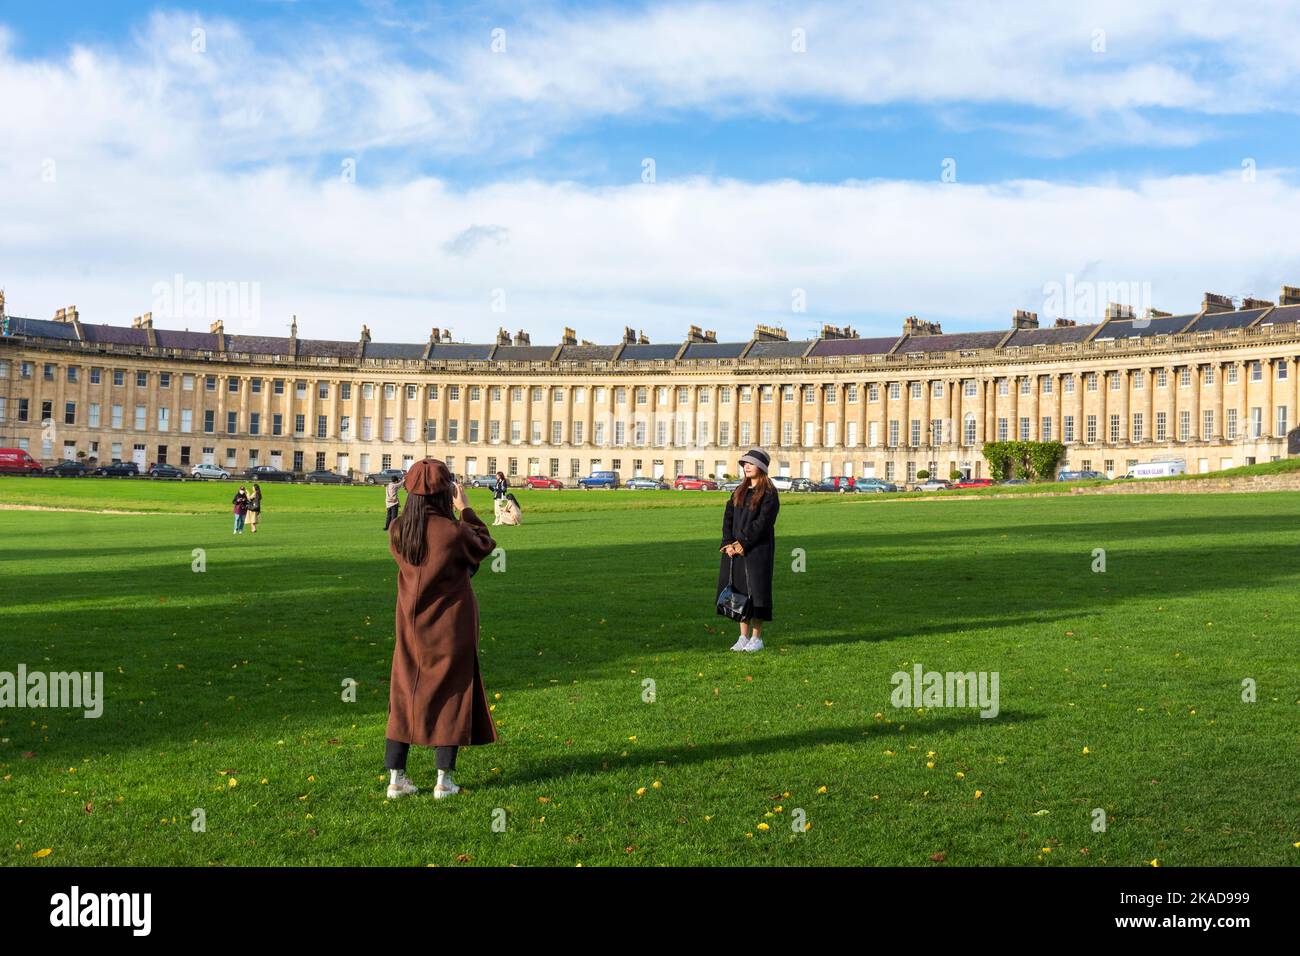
[0,477,1296,866]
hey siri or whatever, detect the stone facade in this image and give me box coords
[2,289,1300,483]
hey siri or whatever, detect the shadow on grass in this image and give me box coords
[468,711,1043,788]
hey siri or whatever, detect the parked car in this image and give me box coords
[523,475,564,490]
[953,478,994,489]
[466,475,498,489]
[626,476,670,490]
[719,478,743,492]
[147,463,186,479]
[815,476,858,493]
[93,461,140,478]
[577,470,619,489]
[1056,470,1108,482]
[998,478,1029,485]
[191,463,231,480]
[365,468,406,485]
[674,475,718,491]
[788,477,816,493]
[769,475,794,491]
[242,465,293,482]
[304,470,351,484]
[45,459,90,477]
[915,478,951,492]
[854,478,898,493]
[0,447,44,475]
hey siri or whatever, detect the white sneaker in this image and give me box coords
[742,637,764,652]
[730,635,749,651]
[434,782,461,799]
[386,776,419,799]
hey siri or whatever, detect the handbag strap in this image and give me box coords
[727,552,736,587]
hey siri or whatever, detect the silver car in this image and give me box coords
[191,463,230,480]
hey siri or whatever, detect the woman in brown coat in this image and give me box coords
[384,458,498,800]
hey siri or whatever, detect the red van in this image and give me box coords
[0,447,44,474]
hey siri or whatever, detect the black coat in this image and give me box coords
[717,484,780,611]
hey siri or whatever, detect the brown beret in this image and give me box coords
[404,458,453,496]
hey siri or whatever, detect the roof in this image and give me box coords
[681,341,748,359]
[428,342,493,361]
[617,342,682,361]
[364,342,426,359]
[154,328,219,350]
[898,330,1007,353]
[1005,323,1098,346]
[807,336,899,357]
[558,343,620,361]
[746,339,812,358]
[1187,308,1267,332]
[81,324,150,347]
[5,316,79,340]
[1097,313,1196,338]
[491,344,556,362]
[224,334,293,355]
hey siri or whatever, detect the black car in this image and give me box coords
[242,465,293,482]
[45,460,89,477]
[147,463,185,479]
[365,468,405,485]
[305,470,351,484]
[93,461,140,478]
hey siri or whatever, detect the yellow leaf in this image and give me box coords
[227,777,238,788]
[757,823,769,831]
[32,848,52,859]
[636,787,647,796]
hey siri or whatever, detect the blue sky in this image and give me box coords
[2,1,1300,342]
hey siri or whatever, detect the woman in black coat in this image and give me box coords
[718,448,780,652]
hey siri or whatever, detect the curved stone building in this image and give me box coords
[2,286,1299,483]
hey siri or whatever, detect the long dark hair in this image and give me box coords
[732,471,774,511]
[390,489,455,564]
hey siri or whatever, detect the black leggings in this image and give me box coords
[385,738,457,771]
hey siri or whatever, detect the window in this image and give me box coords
[341,383,352,401]
[910,419,921,446]
[763,385,775,404]
[136,371,149,388]
[888,421,899,447]
[1086,414,1097,443]
[227,411,238,434]
[1109,414,1119,443]
[1132,413,1143,442]
[997,378,1008,397]
[406,384,417,401]
[362,383,374,399]
[447,420,457,442]
[295,414,305,435]
[1277,405,1288,437]
[426,421,438,442]
[181,409,193,433]
[1179,367,1191,388]
[471,420,482,443]
[384,417,396,441]
[1020,377,1031,395]
[910,383,922,400]
[889,383,900,400]
[316,415,327,439]
[1086,372,1098,392]
[114,369,126,387]
[89,403,101,428]
[1205,409,1216,440]
[1109,372,1120,391]
[274,379,285,395]
[228,377,239,393]
[1019,417,1030,440]
[470,386,481,402]
[1132,369,1144,389]
[182,373,194,391]
[963,380,976,398]
[157,407,169,431]
[203,410,214,433]
[997,418,1008,441]
[1250,361,1262,382]
[869,384,880,402]
[293,451,304,471]
[249,413,260,436]
[780,422,791,447]
[1156,411,1167,441]
[67,366,78,384]
[405,418,416,442]
[1178,410,1190,442]
[272,414,282,436]
[1041,417,1052,441]
[1063,375,1075,394]
[1227,408,1238,439]
[135,405,147,430]
[1063,415,1074,443]
[1203,365,1214,386]
[64,402,76,425]
[1156,368,1167,388]
[296,381,307,399]
[1041,376,1052,394]
[964,415,977,445]
[205,375,215,391]
[90,367,101,385]
[1227,364,1238,384]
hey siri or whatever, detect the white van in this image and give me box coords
[1128,460,1186,479]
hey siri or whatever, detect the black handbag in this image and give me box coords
[716,554,752,621]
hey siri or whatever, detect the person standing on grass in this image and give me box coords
[247,483,262,533]
[491,470,508,525]
[383,474,401,530]
[718,448,780,652]
[232,486,249,535]
[383,458,498,800]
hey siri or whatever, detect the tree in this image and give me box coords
[981,441,1066,481]
[916,469,930,480]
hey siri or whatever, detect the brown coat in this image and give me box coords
[386,506,498,746]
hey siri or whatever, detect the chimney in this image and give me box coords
[687,324,709,343]
[1241,296,1274,310]
[1143,308,1171,319]
[902,316,942,336]
[441,328,453,343]
[1012,309,1039,330]
[1279,285,1300,306]
[1104,302,1135,321]
[54,307,67,322]
[622,326,637,344]
[820,324,858,340]
[754,324,788,342]
[1201,292,1234,314]
[703,329,717,342]
[512,329,529,346]
[561,327,577,346]
[132,313,154,330]
[210,319,224,334]
[1054,318,1077,328]
[496,327,511,347]
[359,324,371,344]
[67,305,79,324]
[637,331,649,344]
[0,289,5,317]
